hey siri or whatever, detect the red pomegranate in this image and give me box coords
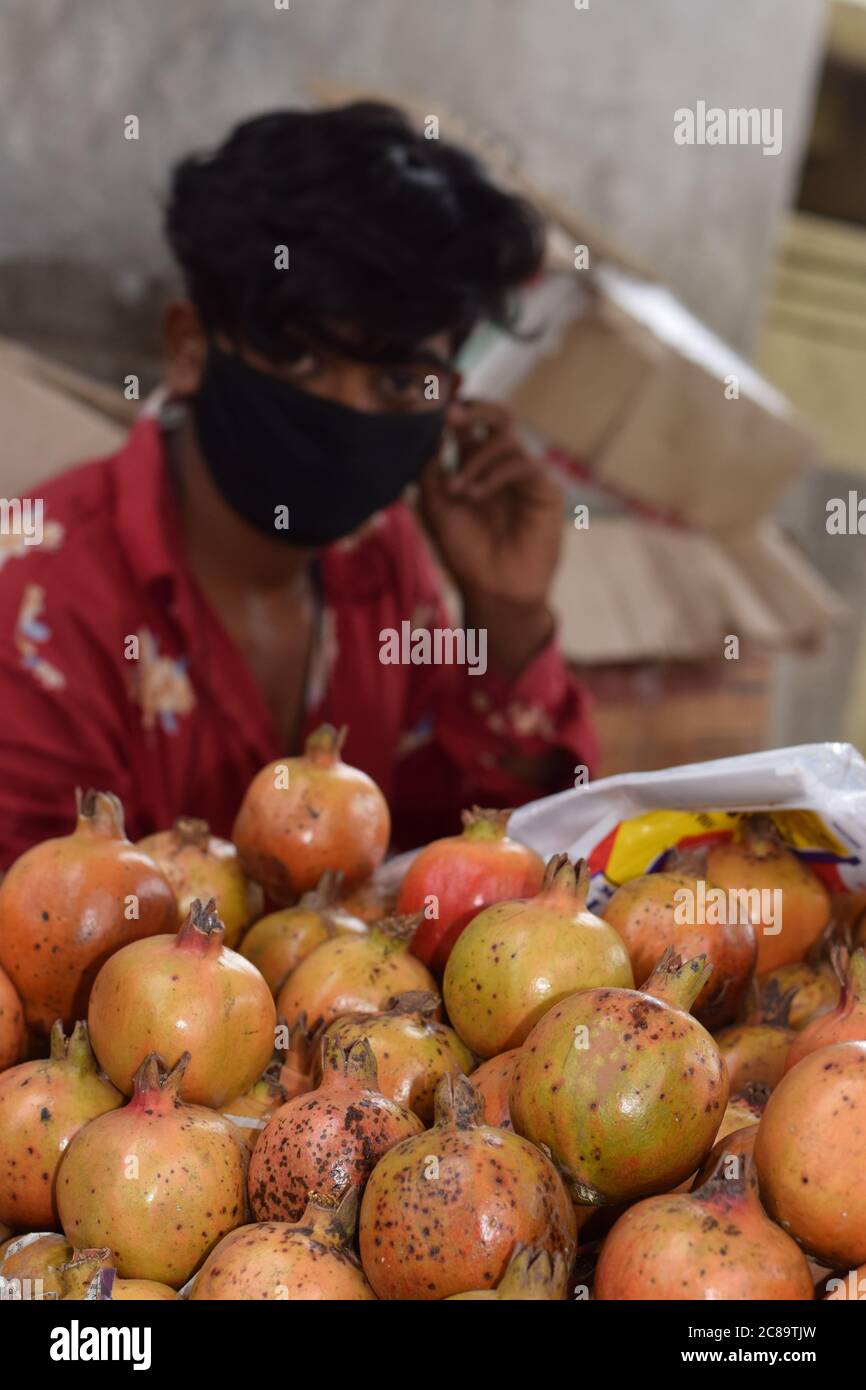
[595,1152,813,1300]
[276,913,436,1032]
[248,1037,422,1222]
[754,1040,866,1268]
[87,898,276,1107]
[232,724,390,904]
[510,948,729,1206]
[444,855,633,1057]
[693,1123,759,1189]
[137,816,263,947]
[359,1073,577,1300]
[398,807,545,975]
[706,817,830,973]
[714,979,796,1092]
[56,1053,247,1288]
[0,790,177,1034]
[0,963,25,1071]
[446,1243,568,1300]
[239,870,367,994]
[784,946,866,1073]
[0,1020,122,1230]
[601,850,757,1029]
[190,1187,376,1300]
[320,991,473,1124]
[470,1049,521,1131]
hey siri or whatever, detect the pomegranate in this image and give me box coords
[321,991,473,1123]
[276,1014,322,1098]
[754,1040,866,1267]
[137,816,263,947]
[693,1123,759,1188]
[239,870,367,994]
[56,1053,247,1288]
[0,1020,122,1229]
[714,980,796,1092]
[595,1152,813,1300]
[398,807,545,976]
[87,898,276,1107]
[220,1067,288,1153]
[0,1231,73,1299]
[784,946,866,1073]
[470,1049,521,1130]
[0,790,177,1035]
[248,1038,422,1222]
[232,724,390,904]
[758,918,843,1030]
[446,1243,568,1300]
[358,1073,576,1300]
[190,1187,376,1300]
[444,855,633,1058]
[510,948,729,1207]
[601,850,756,1029]
[0,962,25,1071]
[59,1248,178,1300]
[706,816,830,972]
[276,913,436,1032]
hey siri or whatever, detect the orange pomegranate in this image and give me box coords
[137,816,263,947]
[470,1049,521,1130]
[276,913,436,1033]
[601,850,756,1029]
[87,898,276,1107]
[714,980,796,1092]
[784,946,866,1074]
[232,724,390,904]
[706,817,830,973]
[239,870,367,994]
[0,1021,123,1230]
[0,790,177,1034]
[0,963,25,1071]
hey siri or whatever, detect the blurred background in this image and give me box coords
[2,0,865,776]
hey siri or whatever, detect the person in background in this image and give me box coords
[0,102,597,867]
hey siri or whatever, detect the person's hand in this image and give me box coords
[419,399,564,672]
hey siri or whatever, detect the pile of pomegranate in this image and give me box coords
[0,731,863,1301]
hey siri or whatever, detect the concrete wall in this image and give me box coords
[0,0,826,354]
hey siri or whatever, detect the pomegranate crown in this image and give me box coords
[498,1243,568,1299]
[643,946,713,1013]
[370,911,424,951]
[383,990,441,1019]
[131,1051,190,1104]
[433,1072,483,1130]
[303,723,348,766]
[75,787,126,840]
[175,897,226,954]
[459,806,512,841]
[49,1019,101,1074]
[694,1148,759,1204]
[321,1036,380,1089]
[299,868,345,912]
[541,853,590,901]
[301,1185,360,1248]
[171,816,211,849]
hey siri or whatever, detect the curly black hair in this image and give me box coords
[165,101,545,363]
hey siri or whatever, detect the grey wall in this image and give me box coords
[1,0,826,355]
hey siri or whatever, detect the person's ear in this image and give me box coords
[162,300,208,395]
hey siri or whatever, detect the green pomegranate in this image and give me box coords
[510,948,729,1207]
[443,855,633,1058]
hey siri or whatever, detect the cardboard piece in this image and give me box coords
[0,337,130,494]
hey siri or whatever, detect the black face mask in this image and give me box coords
[190,347,447,546]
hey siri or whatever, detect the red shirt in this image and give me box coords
[0,416,597,868]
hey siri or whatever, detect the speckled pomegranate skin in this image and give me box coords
[247,1038,421,1221]
[191,1190,376,1300]
[754,1040,866,1268]
[510,959,729,1206]
[470,1049,521,1130]
[359,1074,576,1300]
